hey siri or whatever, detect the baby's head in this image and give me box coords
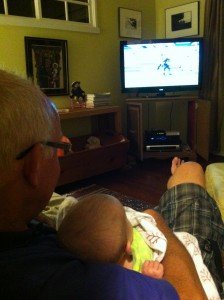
[58,193,132,263]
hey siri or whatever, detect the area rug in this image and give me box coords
[67,184,153,212]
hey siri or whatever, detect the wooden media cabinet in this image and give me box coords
[126,97,197,161]
[57,106,129,186]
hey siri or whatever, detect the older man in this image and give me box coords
[0,69,209,299]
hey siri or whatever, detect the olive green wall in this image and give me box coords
[0,0,207,141]
[0,0,155,110]
[0,1,156,136]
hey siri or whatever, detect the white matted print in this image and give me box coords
[166,2,199,38]
[119,8,142,39]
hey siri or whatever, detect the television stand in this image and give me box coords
[126,96,197,161]
[143,143,196,161]
[137,93,187,99]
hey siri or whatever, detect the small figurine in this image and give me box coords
[69,81,86,107]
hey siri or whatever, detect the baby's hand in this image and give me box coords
[141,260,164,279]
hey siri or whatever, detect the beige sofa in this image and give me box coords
[205,163,224,220]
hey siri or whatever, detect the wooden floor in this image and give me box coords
[55,154,224,207]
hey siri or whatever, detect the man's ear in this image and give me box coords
[23,143,43,187]
[125,241,132,255]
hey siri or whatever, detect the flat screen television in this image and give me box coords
[120,37,203,97]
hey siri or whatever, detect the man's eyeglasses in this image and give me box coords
[16,141,72,160]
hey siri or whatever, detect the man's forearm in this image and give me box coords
[146,209,207,300]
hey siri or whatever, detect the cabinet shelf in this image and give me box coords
[143,148,196,161]
[58,106,122,133]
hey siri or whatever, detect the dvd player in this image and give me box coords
[144,129,181,151]
[145,144,181,151]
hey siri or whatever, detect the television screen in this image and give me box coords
[120,38,203,96]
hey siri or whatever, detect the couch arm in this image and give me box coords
[205,163,224,220]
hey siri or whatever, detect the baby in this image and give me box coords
[57,193,164,279]
[57,193,221,299]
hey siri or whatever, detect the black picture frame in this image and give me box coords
[165,2,199,38]
[119,7,142,39]
[25,37,69,96]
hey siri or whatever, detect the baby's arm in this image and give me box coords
[141,261,164,279]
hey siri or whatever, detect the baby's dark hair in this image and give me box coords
[58,194,128,263]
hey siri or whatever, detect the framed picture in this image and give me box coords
[24,37,69,96]
[119,8,142,39]
[165,2,199,38]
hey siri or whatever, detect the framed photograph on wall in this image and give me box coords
[25,37,69,96]
[119,8,142,39]
[165,2,199,38]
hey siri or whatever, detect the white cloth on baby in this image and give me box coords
[125,206,167,262]
[55,195,78,230]
[125,206,221,300]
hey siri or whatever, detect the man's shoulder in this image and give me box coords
[0,223,178,299]
[85,264,179,299]
[0,222,85,298]
[40,263,179,299]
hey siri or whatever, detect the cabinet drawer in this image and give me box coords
[57,137,129,186]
